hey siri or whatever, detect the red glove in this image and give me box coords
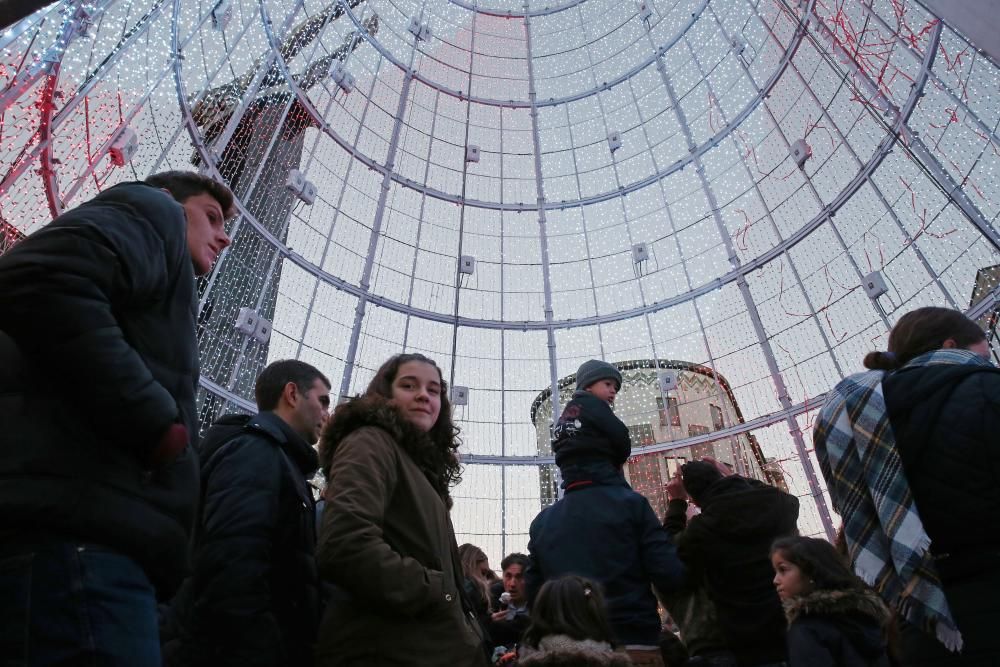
[147,422,188,468]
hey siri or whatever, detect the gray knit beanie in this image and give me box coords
[575,359,622,391]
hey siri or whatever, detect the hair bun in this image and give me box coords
[863,350,899,371]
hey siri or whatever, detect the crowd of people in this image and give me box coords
[0,174,996,666]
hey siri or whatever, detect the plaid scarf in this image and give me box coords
[814,348,993,652]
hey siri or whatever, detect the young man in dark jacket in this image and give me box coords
[0,172,233,666]
[528,359,685,665]
[664,459,799,667]
[165,359,331,667]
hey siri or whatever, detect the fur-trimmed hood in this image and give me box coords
[783,589,891,663]
[783,588,890,627]
[518,635,633,666]
[318,394,458,506]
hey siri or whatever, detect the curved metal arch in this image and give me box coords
[445,0,587,19]
[186,0,946,336]
[260,0,815,213]
[336,0,706,109]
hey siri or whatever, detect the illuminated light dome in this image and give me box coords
[2,0,998,560]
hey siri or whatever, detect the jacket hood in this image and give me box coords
[318,394,458,507]
[200,411,319,476]
[784,589,890,658]
[697,476,799,537]
[519,635,633,666]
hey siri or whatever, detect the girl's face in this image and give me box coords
[771,551,809,600]
[390,360,442,433]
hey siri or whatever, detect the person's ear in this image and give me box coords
[282,381,300,408]
[942,338,957,349]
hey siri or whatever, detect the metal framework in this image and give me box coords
[2,0,998,550]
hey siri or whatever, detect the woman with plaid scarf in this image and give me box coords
[813,307,1000,666]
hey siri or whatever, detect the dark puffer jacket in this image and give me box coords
[165,412,320,667]
[527,461,685,646]
[664,476,799,666]
[551,390,631,468]
[783,589,891,667]
[0,182,199,595]
[881,363,1000,665]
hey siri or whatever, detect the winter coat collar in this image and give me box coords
[783,588,890,627]
[560,460,627,489]
[200,411,319,477]
[248,411,318,476]
[519,635,633,666]
[318,394,455,506]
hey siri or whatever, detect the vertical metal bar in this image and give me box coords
[295,58,382,357]
[448,4,478,390]
[524,6,563,498]
[682,31,847,378]
[658,19,836,539]
[637,30,754,477]
[561,104,605,356]
[402,90,441,349]
[338,22,420,400]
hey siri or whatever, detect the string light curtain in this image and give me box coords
[1,0,998,562]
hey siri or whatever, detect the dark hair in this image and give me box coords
[255,359,331,410]
[364,353,462,493]
[864,307,985,370]
[522,576,616,649]
[770,536,864,593]
[680,460,724,504]
[145,170,235,219]
[501,552,530,573]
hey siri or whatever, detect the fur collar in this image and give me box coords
[318,395,455,507]
[519,635,632,666]
[783,588,890,627]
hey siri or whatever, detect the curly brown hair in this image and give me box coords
[321,353,462,503]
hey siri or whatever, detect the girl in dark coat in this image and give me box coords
[517,576,632,666]
[315,354,486,667]
[771,537,891,667]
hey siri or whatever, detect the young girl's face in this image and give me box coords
[771,551,808,600]
[390,361,442,433]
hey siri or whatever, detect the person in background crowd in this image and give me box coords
[663,457,799,667]
[518,575,632,666]
[163,360,331,666]
[315,353,487,666]
[771,536,891,667]
[656,583,727,666]
[813,306,1000,666]
[461,543,495,617]
[490,552,532,654]
[460,543,497,660]
[528,359,685,667]
[0,171,233,666]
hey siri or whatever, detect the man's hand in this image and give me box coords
[490,610,509,623]
[665,470,688,501]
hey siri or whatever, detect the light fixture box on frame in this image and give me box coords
[451,386,469,406]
